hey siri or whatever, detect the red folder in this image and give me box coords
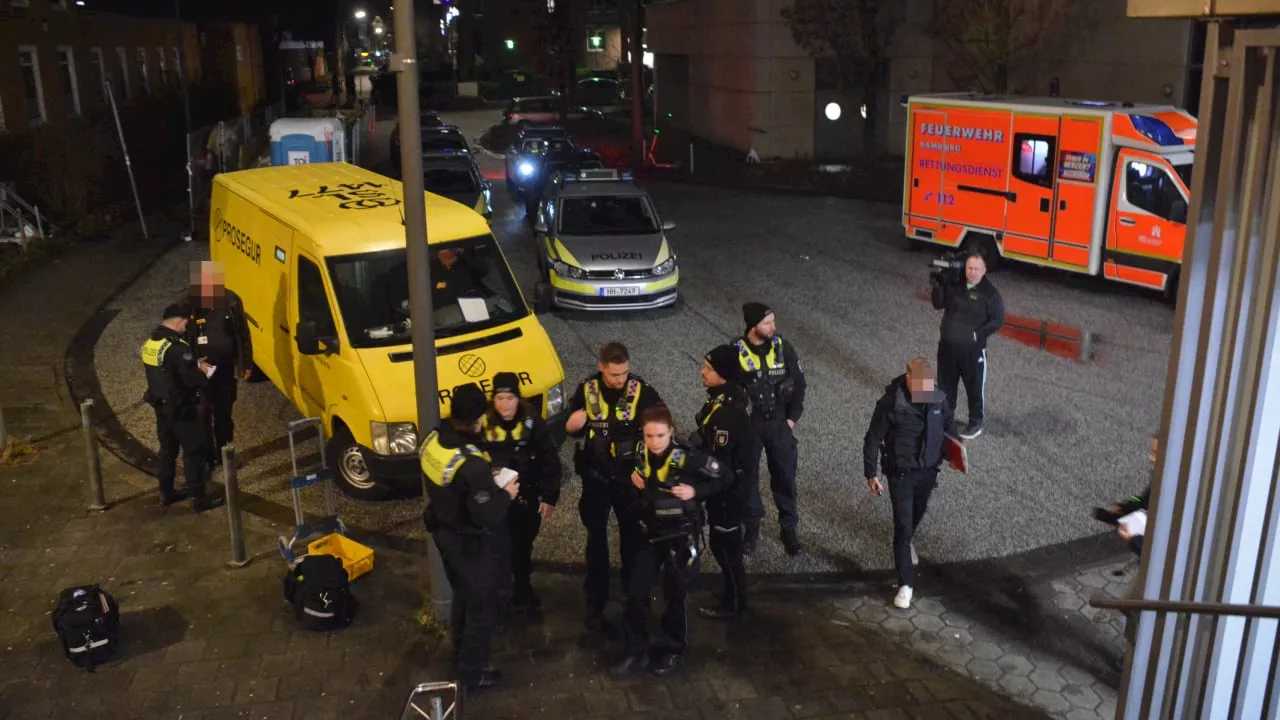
[943,434,968,474]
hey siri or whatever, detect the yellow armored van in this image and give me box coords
[210,163,567,500]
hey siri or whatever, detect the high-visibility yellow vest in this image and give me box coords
[419,431,491,488]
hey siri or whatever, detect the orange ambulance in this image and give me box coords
[902,93,1196,299]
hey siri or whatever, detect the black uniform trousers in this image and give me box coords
[506,497,543,604]
[706,500,747,613]
[937,341,987,426]
[434,527,500,678]
[888,468,939,588]
[579,477,640,617]
[745,417,799,531]
[623,536,700,658]
[201,365,238,460]
[155,406,208,497]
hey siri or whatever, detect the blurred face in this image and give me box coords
[906,370,935,401]
[965,256,987,286]
[752,313,777,341]
[493,392,519,420]
[643,420,672,455]
[700,359,724,388]
[599,361,630,390]
[193,261,226,306]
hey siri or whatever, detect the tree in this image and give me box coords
[930,0,1095,94]
[781,0,904,159]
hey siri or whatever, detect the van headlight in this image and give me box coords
[652,256,676,276]
[518,160,535,177]
[552,260,585,279]
[546,382,565,416]
[371,421,418,455]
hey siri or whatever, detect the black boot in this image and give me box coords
[742,521,760,556]
[781,528,803,556]
[159,488,188,506]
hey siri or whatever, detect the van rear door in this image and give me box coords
[906,107,947,234]
[1004,115,1061,259]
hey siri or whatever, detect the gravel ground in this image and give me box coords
[90,112,1173,578]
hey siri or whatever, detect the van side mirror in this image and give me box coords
[533,222,549,234]
[1170,197,1188,224]
[662,220,677,232]
[295,320,339,356]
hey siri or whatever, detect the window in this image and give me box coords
[171,47,181,85]
[116,47,131,100]
[297,257,338,340]
[423,168,480,195]
[88,47,106,102]
[55,47,80,117]
[18,47,46,124]
[136,48,149,96]
[235,45,244,62]
[559,196,660,235]
[1012,133,1055,188]
[155,48,167,89]
[0,94,6,133]
[1126,161,1189,223]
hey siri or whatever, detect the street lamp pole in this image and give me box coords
[174,0,195,241]
[391,0,453,625]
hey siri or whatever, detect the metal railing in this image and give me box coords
[1092,597,1280,620]
[185,100,286,232]
[0,182,55,247]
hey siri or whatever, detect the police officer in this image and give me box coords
[736,302,806,556]
[862,358,957,610]
[141,303,220,511]
[186,261,253,467]
[481,372,563,616]
[565,342,664,631]
[615,405,732,678]
[420,383,519,694]
[930,253,1004,439]
[691,345,758,621]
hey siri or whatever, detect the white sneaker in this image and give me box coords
[894,586,913,609]
[910,543,919,567]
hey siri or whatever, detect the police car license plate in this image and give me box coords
[601,286,641,297]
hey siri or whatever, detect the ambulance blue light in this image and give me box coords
[1129,115,1184,147]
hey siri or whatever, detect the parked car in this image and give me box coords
[502,96,605,127]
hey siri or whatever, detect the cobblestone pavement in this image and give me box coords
[0,219,1057,720]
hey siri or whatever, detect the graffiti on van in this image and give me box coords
[288,182,402,210]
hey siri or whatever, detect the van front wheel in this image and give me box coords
[326,427,391,501]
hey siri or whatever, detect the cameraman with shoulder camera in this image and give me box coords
[930,252,1004,439]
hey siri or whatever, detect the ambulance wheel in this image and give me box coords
[963,234,1001,272]
[533,282,554,314]
[326,426,391,501]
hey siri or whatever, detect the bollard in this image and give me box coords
[223,444,250,568]
[0,404,9,459]
[1079,330,1097,363]
[80,399,107,511]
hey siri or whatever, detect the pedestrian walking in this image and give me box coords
[930,253,1004,439]
[862,357,957,609]
[736,302,806,555]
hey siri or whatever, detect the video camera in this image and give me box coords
[929,251,967,284]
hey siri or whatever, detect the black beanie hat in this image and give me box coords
[162,302,189,320]
[491,372,522,398]
[742,301,773,331]
[450,383,488,424]
[705,344,740,384]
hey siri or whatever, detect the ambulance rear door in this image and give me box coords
[906,106,948,236]
[938,106,1014,244]
[1004,114,1061,260]
[1051,115,1105,272]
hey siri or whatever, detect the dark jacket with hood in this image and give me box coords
[931,275,1005,349]
[862,374,957,480]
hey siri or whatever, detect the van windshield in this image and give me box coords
[326,235,527,349]
[1174,162,1193,188]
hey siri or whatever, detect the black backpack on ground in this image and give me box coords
[52,585,120,670]
[283,554,358,632]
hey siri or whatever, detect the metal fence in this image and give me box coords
[185,100,285,238]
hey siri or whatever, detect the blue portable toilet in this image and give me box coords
[269,118,347,166]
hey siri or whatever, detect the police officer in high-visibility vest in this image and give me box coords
[691,345,758,621]
[481,371,563,617]
[737,302,807,556]
[141,303,219,511]
[614,405,732,678]
[565,342,665,632]
[421,383,519,694]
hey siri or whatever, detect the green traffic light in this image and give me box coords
[505,39,515,50]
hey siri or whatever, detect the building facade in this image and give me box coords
[647,0,1197,159]
[0,0,264,135]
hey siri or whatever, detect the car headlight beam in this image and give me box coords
[546,382,565,416]
[552,260,585,279]
[518,161,535,177]
[652,256,676,276]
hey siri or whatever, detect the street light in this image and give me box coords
[374,26,384,34]
[354,9,367,19]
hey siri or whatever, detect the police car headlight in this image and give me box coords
[546,382,565,416]
[652,257,676,276]
[371,421,418,455]
[518,161,535,177]
[552,260,585,279]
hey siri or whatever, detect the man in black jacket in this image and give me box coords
[737,302,807,556]
[187,261,253,468]
[692,345,759,621]
[931,253,1004,439]
[421,383,521,694]
[863,358,957,610]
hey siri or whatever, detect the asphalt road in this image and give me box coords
[90,110,1174,579]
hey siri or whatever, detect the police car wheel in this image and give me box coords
[533,282,554,314]
[326,427,391,501]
